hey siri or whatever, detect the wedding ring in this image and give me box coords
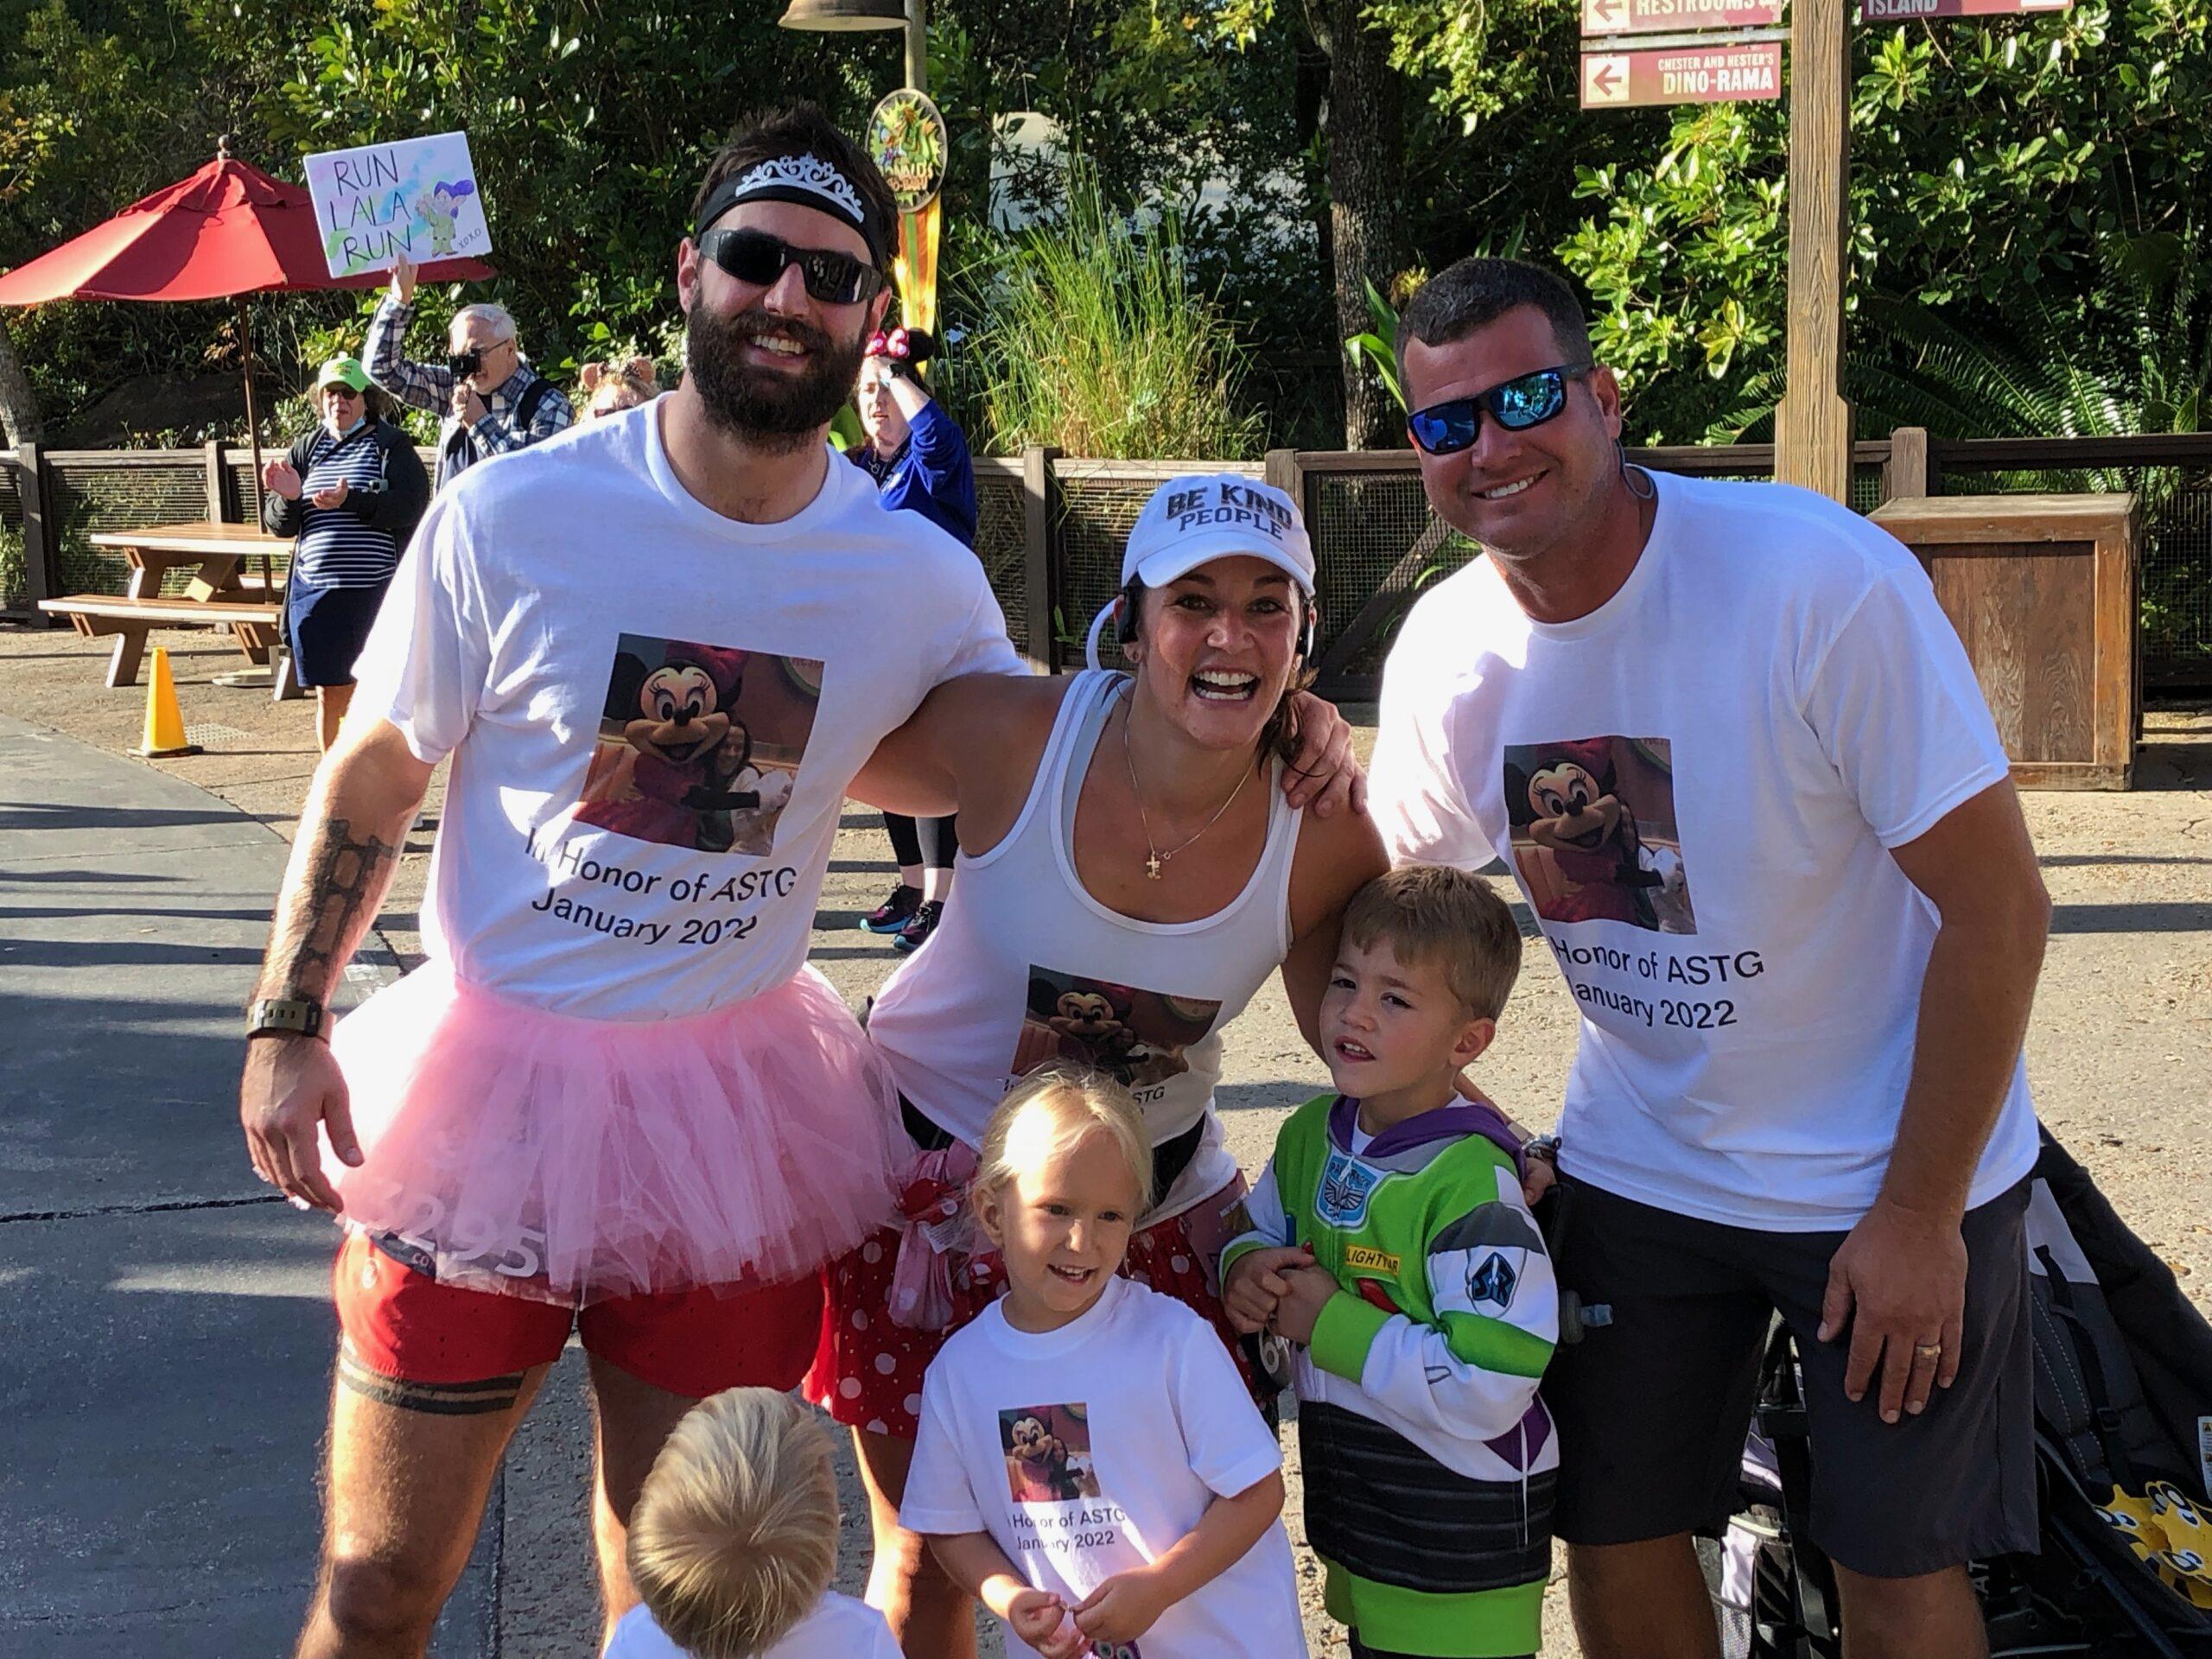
[1912,1342,1942,1360]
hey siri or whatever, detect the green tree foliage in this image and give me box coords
[0,0,885,439]
[3,0,2208,452]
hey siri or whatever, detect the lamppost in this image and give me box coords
[777,0,926,94]
[777,0,948,341]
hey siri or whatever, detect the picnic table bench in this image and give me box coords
[38,521,294,690]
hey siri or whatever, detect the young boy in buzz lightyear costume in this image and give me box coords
[1224,865,1559,1659]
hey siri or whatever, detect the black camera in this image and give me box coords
[448,347,483,378]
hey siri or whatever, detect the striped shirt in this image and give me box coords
[293,426,405,588]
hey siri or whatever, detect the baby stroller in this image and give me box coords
[1713,1130,2212,1658]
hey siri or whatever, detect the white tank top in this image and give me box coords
[866,670,1303,1219]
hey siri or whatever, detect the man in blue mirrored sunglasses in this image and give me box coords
[1369,255,2050,1659]
[1405,361,1594,457]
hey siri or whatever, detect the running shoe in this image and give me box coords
[858,883,922,934]
[892,899,944,955]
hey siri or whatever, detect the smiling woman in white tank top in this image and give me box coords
[806,475,1387,1657]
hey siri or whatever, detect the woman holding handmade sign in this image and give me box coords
[812,474,1389,1657]
[260,357,429,751]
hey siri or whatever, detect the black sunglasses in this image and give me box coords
[1407,364,1593,456]
[698,226,887,307]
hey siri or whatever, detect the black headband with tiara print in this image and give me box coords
[692,153,887,264]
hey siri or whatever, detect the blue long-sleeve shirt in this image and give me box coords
[855,399,977,549]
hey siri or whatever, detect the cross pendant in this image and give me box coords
[1145,852,1163,880]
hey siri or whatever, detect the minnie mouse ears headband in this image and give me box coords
[865,327,935,364]
[693,154,888,264]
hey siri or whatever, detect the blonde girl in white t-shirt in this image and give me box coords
[900,1070,1308,1658]
[606,1388,900,1659]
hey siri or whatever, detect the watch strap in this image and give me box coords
[247,997,327,1040]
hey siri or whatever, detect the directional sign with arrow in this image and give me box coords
[1581,0,1785,35]
[1582,54,1631,103]
[1579,40,1783,105]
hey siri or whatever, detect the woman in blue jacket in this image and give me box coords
[852,326,977,954]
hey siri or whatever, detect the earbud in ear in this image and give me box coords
[1114,582,1143,648]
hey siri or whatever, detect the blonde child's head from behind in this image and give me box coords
[626,1387,836,1659]
[972,1067,1153,1325]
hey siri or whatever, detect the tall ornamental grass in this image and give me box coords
[964,178,1260,461]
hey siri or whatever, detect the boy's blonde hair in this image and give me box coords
[1340,863,1522,1021]
[626,1388,836,1659]
[974,1066,1154,1219]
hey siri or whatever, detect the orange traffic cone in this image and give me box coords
[137,647,201,759]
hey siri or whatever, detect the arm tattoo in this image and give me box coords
[257,816,402,1005]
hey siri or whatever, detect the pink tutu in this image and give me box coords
[322,963,902,1303]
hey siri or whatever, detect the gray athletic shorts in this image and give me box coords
[1545,1172,2037,1579]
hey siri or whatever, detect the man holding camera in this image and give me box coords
[365,254,574,489]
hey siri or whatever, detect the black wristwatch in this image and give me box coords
[246,997,327,1041]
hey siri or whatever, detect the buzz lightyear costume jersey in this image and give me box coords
[1224,1094,1560,1658]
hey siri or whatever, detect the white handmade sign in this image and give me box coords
[304,131,491,279]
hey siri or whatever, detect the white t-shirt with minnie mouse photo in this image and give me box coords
[350,397,1024,1022]
[900,1275,1308,1658]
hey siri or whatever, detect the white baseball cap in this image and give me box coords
[1086,474,1314,667]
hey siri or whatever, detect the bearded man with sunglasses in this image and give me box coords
[237,106,1027,1657]
[1369,257,2050,1659]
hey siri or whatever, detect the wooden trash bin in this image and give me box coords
[1872,493,2140,790]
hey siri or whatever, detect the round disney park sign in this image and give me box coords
[868,89,948,214]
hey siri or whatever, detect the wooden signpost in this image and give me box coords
[1773,0,1854,502]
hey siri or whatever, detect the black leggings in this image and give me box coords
[883,812,958,871]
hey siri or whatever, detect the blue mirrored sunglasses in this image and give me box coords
[1406,364,1592,456]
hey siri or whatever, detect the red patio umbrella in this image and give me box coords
[0,135,494,492]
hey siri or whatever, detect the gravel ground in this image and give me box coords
[3,621,2206,1657]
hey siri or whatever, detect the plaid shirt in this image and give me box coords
[366,296,574,488]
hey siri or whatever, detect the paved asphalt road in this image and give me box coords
[0,714,493,1656]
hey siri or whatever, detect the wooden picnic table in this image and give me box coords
[41,521,291,690]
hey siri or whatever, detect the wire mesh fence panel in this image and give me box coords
[1304,467,1476,687]
[974,465,1029,660]
[228,458,257,524]
[45,454,209,594]
[0,454,25,611]
[1939,466,2212,688]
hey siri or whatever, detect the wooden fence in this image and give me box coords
[6,429,2209,695]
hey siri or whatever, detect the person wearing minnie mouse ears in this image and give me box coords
[853,323,978,953]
